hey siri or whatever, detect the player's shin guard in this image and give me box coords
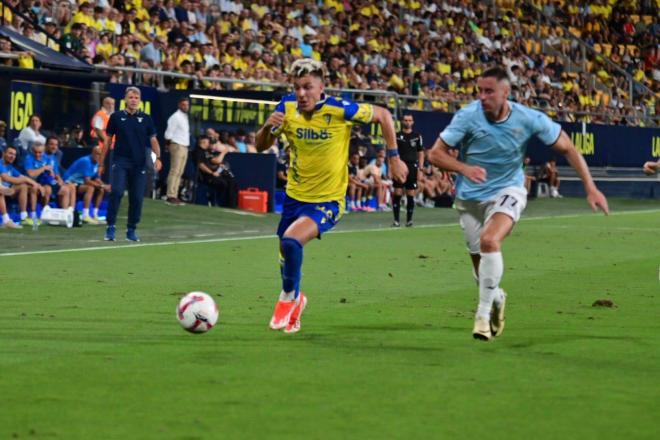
[477,252,503,320]
[406,195,415,223]
[280,237,303,300]
[392,194,402,222]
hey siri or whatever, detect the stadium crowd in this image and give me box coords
[1,0,657,126]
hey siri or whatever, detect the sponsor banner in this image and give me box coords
[9,81,42,142]
[122,87,658,169]
[391,109,659,167]
[8,80,95,146]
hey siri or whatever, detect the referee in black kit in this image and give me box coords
[104,86,162,242]
[392,114,424,227]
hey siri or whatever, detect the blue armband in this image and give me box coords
[386,149,399,158]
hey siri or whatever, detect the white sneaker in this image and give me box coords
[82,216,99,225]
[2,219,23,229]
[473,316,492,341]
[490,290,506,337]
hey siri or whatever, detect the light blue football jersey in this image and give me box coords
[440,100,561,201]
[63,155,98,185]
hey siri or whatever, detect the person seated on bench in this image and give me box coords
[539,158,562,198]
[0,145,44,226]
[193,135,237,208]
[25,141,77,210]
[63,146,110,224]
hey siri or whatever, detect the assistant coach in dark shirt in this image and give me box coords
[392,114,424,227]
[104,86,162,242]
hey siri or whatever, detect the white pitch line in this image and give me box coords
[0,208,657,258]
[534,225,659,232]
[215,208,266,217]
[0,235,276,257]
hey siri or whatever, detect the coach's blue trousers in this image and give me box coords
[106,158,147,230]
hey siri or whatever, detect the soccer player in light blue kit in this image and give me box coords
[428,67,609,341]
[64,146,111,224]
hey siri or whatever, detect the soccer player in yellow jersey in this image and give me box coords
[256,59,408,333]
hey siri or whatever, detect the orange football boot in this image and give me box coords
[269,294,300,330]
[284,294,307,334]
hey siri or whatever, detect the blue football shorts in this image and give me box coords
[277,194,341,239]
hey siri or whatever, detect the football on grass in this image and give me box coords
[176,292,219,333]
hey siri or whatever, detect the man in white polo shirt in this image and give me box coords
[164,97,190,205]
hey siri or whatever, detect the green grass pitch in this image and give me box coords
[1,198,658,439]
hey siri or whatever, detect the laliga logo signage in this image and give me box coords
[570,132,595,156]
[652,136,660,158]
[118,99,152,115]
[10,91,34,131]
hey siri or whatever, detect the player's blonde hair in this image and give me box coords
[289,58,327,79]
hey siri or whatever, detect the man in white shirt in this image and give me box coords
[164,97,190,205]
[18,114,47,153]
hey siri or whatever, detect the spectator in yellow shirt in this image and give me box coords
[72,2,96,28]
[176,41,195,67]
[95,32,113,61]
[388,67,406,93]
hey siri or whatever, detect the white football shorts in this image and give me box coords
[455,186,528,254]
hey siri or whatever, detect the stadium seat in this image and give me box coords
[536,182,550,198]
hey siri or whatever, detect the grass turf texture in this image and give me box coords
[1,198,658,439]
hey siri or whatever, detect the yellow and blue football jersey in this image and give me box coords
[273,94,374,207]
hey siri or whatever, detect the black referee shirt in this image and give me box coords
[396,131,424,163]
[106,109,157,167]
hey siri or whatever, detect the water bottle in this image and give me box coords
[32,217,39,231]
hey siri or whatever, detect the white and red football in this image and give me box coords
[176,292,219,333]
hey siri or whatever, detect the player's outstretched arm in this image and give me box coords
[371,106,407,183]
[552,130,609,214]
[428,137,486,183]
[255,111,284,152]
[642,159,659,175]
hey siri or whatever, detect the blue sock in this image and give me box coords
[280,237,303,299]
